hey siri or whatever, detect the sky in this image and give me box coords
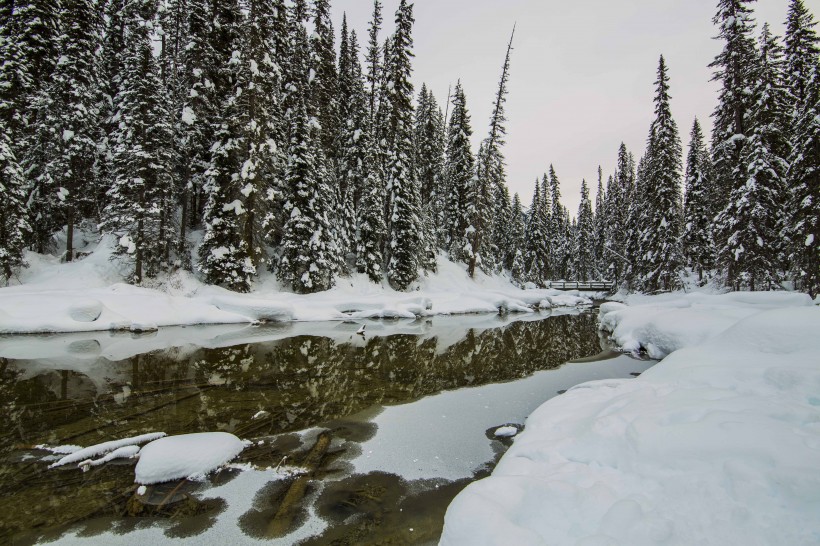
[330,0,813,216]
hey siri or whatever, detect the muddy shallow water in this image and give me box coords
[0,311,651,545]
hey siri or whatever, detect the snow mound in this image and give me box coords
[134,432,246,485]
[441,296,820,546]
[209,294,295,322]
[493,426,518,438]
[79,444,141,469]
[48,432,166,468]
[599,290,813,358]
[68,299,103,322]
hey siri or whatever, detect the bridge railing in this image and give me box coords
[546,281,615,291]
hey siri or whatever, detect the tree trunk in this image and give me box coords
[65,210,74,262]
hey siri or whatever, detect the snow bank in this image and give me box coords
[441,294,820,546]
[134,432,246,484]
[0,242,593,334]
[599,290,813,358]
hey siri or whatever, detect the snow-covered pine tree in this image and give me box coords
[784,0,820,109]
[443,81,474,263]
[356,140,386,283]
[523,180,549,286]
[605,143,633,285]
[718,25,790,291]
[279,95,338,293]
[337,24,369,261]
[102,0,176,283]
[384,0,422,289]
[178,0,220,236]
[235,0,284,269]
[787,65,820,297]
[413,84,444,271]
[623,150,649,288]
[637,56,684,292]
[547,165,566,279]
[0,120,31,282]
[506,191,526,273]
[365,0,383,126]
[309,0,339,158]
[682,118,715,282]
[592,166,607,279]
[198,0,259,292]
[710,0,758,248]
[35,0,100,262]
[575,179,594,281]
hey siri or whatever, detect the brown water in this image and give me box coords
[0,312,644,545]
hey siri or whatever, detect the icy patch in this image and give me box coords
[134,432,246,485]
[48,432,166,468]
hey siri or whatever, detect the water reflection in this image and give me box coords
[0,312,606,543]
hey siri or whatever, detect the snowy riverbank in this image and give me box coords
[0,236,593,334]
[441,291,820,545]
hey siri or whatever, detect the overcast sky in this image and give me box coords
[330,0,808,216]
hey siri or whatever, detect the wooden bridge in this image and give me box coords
[546,281,615,291]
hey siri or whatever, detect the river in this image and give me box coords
[0,310,652,544]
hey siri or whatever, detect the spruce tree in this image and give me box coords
[103,0,176,283]
[592,166,607,279]
[365,0,383,126]
[682,118,715,281]
[36,0,100,262]
[604,144,632,284]
[443,82,475,264]
[575,179,594,280]
[547,165,566,279]
[718,25,790,290]
[710,0,758,243]
[356,142,386,283]
[637,56,684,292]
[784,0,819,109]
[384,0,421,289]
[309,0,339,157]
[0,122,30,282]
[470,27,514,277]
[523,180,549,286]
[787,66,820,297]
[279,94,338,293]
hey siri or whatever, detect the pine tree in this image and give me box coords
[523,180,549,286]
[637,56,684,292]
[575,179,594,280]
[35,0,100,262]
[384,0,421,289]
[604,144,632,284]
[784,0,820,108]
[788,65,820,297]
[197,0,259,291]
[506,192,526,273]
[0,121,30,282]
[470,27,515,277]
[710,0,758,243]
[309,0,339,158]
[356,142,386,283]
[547,165,566,279]
[102,0,176,283]
[337,25,369,259]
[443,82,475,264]
[718,25,791,290]
[682,118,715,281]
[279,95,338,293]
[365,0,383,126]
[592,166,607,279]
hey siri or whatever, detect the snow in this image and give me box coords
[78,444,140,470]
[493,426,518,438]
[180,105,196,125]
[441,293,820,546]
[48,432,166,468]
[134,432,246,485]
[0,237,595,334]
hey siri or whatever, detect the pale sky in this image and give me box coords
[331,0,814,216]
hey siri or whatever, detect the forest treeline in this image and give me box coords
[0,0,817,295]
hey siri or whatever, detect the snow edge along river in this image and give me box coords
[440,291,820,546]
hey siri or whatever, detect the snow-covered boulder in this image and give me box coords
[134,432,246,484]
